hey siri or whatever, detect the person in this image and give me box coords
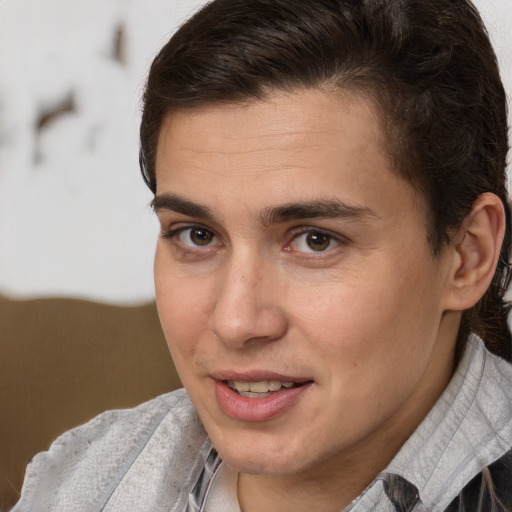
[13,0,512,510]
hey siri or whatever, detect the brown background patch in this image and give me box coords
[0,295,181,511]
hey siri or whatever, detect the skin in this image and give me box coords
[153,89,464,511]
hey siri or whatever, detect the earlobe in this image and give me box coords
[444,192,506,311]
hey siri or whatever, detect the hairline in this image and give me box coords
[151,81,440,256]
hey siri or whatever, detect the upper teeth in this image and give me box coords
[228,380,295,393]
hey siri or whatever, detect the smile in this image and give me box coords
[227,380,298,397]
[215,378,313,422]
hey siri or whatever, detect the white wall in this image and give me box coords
[0,0,206,303]
[0,0,510,304]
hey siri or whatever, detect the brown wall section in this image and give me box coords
[0,295,182,511]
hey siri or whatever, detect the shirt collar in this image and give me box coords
[386,334,512,509]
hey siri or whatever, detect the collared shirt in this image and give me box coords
[13,336,512,512]
[187,335,512,511]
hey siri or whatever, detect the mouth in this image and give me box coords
[211,370,313,421]
[226,379,302,398]
[215,377,313,421]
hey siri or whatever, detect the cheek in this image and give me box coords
[154,258,213,362]
[288,265,439,371]
[155,287,210,391]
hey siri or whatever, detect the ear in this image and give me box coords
[443,192,506,311]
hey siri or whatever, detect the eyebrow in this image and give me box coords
[260,200,378,226]
[151,193,377,224]
[151,194,213,219]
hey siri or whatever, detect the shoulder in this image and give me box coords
[442,344,512,510]
[385,336,512,511]
[444,448,512,511]
[13,389,209,512]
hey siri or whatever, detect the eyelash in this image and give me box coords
[161,225,219,245]
[288,226,348,254]
[161,224,349,255]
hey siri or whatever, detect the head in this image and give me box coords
[140,0,511,361]
[140,0,511,497]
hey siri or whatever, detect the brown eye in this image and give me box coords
[190,228,213,246]
[177,227,217,247]
[291,229,340,253]
[306,232,331,251]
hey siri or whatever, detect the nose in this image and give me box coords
[209,255,288,349]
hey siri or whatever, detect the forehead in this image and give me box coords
[154,89,424,225]
[157,89,384,175]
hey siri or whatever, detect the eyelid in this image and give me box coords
[287,225,350,253]
[161,223,221,249]
[161,221,210,238]
[160,222,349,255]
[290,225,350,243]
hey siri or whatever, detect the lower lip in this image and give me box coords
[214,381,312,422]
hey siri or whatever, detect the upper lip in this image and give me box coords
[210,370,312,383]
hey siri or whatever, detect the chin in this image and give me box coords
[221,452,298,475]
[213,434,313,476]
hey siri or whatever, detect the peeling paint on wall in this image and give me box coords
[0,0,509,303]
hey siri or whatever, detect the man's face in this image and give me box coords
[153,90,458,477]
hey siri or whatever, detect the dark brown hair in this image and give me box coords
[140,0,511,360]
